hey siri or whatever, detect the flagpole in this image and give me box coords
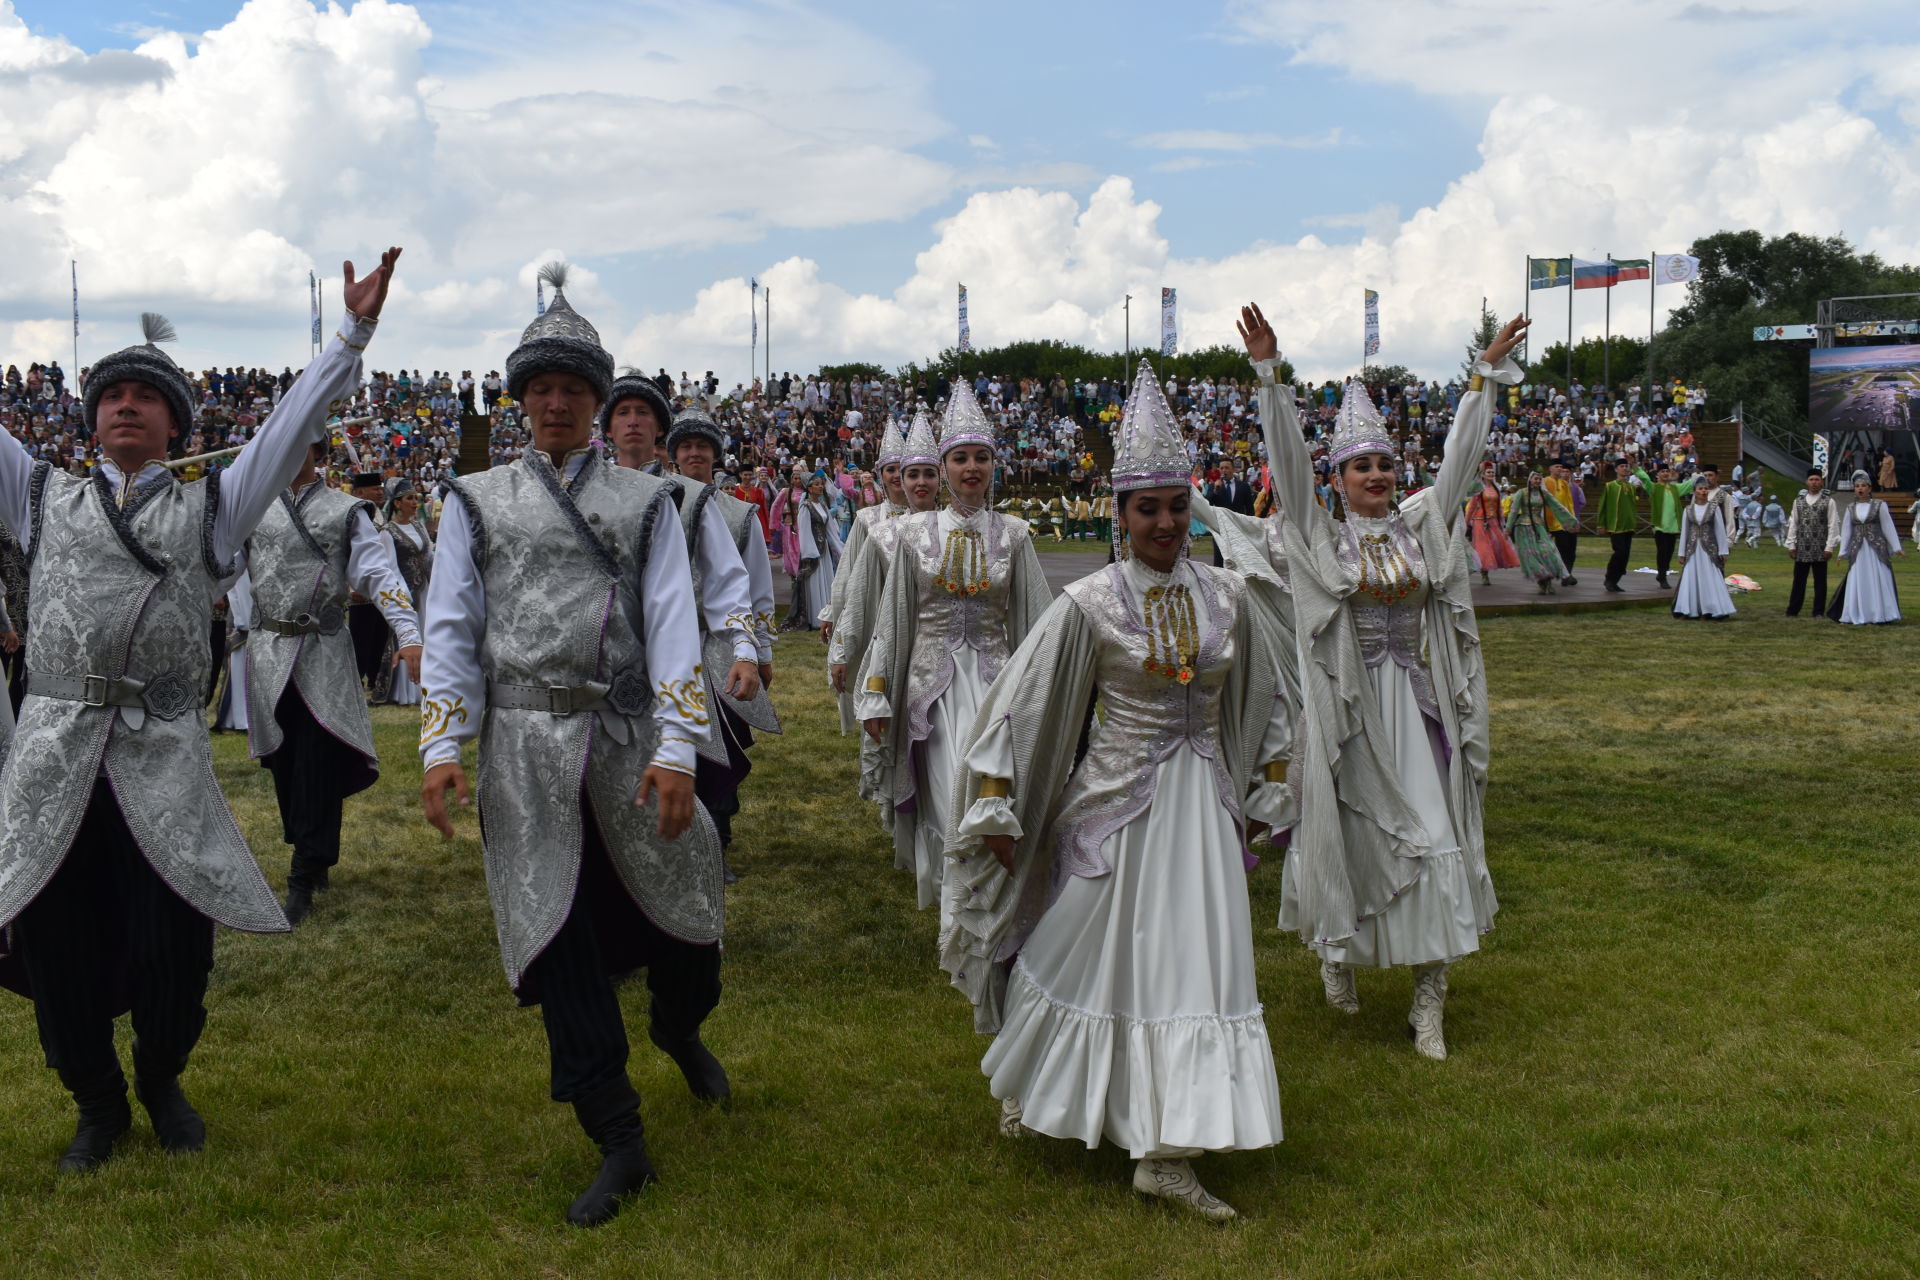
[1523,256,1531,365]
[1603,253,1613,405]
[1565,250,1574,394]
[70,260,79,377]
[765,287,771,393]
[1647,247,1656,417]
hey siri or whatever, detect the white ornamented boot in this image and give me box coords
[1408,962,1450,1060]
[1320,960,1360,1014]
[997,1096,1026,1139]
[1132,1158,1236,1222]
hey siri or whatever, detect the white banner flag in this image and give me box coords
[1160,287,1177,357]
[1654,253,1700,285]
[1812,433,1829,473]
[1364,289,1380,359]
[309,270,321,347]
[536,277,547,316]
[957,283,971,353]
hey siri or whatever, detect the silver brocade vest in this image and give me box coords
[667,478,779,758]
[448,450,723,989]
[244,484,379,770]
[898,509,1021,743]
[0,466,286,933]
[1843,500,1893,562]
[1339,513,1442,726]
[1050,561,1243,878]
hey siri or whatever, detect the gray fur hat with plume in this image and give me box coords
[664,405,725,458]
[83,312,195,441]
[505,262,614,404]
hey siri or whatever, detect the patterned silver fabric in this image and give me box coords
[449,450,723,989]
[670,478,779,751]
[0,466,285,934]
[1843,499,1893,562]
[1789,494,1833,563]
[938,560,1276,1033]
[1337,517,1442,725]
[244,485,378,768]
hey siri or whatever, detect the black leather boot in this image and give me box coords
[56,1068,132,1173]
[649,1025,731,1105]
[284,862,327,926]
[566,1075,657,1228]
[133,1039,206,1153]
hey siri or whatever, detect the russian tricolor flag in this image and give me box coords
[1573,257,1651,289]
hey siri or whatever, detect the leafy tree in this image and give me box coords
[1527,335,1651,393]
[817,362,887,383]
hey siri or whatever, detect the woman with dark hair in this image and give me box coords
[942,364,1291,1220]
[1672,477,1736,620]
[780,475,841,631]
[1835,470,1904,624]
[1244,301,1529,1061]
[855,382,1051,914]
[1505,471,1574,594]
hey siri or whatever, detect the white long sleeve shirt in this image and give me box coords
[419,451,705,776]
[0,315,378,561]
[682,489,759,668]
[233,482,422,650]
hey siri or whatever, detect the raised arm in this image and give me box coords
[215,248,402,562]
[1236,303,1314,533]
[1432,315,1529,517]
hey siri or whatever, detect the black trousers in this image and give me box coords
[13,780,215,1082]
[1653,531,1678,581]
[523,815,722,1103]
[1606,532,1634,586]
[1787,558,1829,616]
[206,620,228,705]
[348,603,387,691]
[263,688,358,886]
[1552,531,1578,577]
[693,705,754,850]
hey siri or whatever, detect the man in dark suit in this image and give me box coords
[1204,459,1256,565]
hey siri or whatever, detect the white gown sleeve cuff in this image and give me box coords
[1243,782,1298,831]
[730,636,758,665]
[1470,355,1524,387]
[423,738,463,771]
[852,689,891,720]
[956,796,1023,840]
[1250,357,1280,384]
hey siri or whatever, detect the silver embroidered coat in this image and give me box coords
[244,485,379,775]
[0,468,287,934]
[445,451,723,988]
[668,478,780,760]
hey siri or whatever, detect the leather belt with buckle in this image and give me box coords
[28,669,199,720]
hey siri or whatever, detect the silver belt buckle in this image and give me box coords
[292,612,317,631]
[546,685,574,714]
[80,674,110,707]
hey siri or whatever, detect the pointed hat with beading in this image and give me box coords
[937,379,997,456]
[1110,360,1189,493]
[1328,379,1397,466]
[900,405,940,467]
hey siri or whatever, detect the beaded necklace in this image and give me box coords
[933,517,989,595]
[1141,579,1200,684]
[1353,521,1420,606]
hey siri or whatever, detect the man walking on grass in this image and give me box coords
[1595,459,1641,592]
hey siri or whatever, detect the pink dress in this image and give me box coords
[1465,482,1521,570]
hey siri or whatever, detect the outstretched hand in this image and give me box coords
[1481,315,1531,367]
[1237,303,1279,363]
[343,246,403,322]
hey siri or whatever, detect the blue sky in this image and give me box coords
[4,0,1917,380]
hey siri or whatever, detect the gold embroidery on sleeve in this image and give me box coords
[421,695,469,745]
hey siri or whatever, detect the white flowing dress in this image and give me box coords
[795,499,842,630]
[1672,502,1736,619]
[962,558,1287,1159]
[1838,500,1902,625]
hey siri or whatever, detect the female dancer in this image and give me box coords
[1835,471,1904,624]
[1464,460,1520,585]
[832,411,946,820]
[1673,478,1736,619]
[782,475,841,631]
[1245,301,1528,1060]
[824,416,910,732]
[942,365,1290,1220]
[856,383,1050,913]
[375,477,433,704]
[1504,472,1574,594]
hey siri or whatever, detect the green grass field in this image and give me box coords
[0,544,1915,1278]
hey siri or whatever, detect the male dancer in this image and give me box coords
[245,446,422,924]
[1636,462,1688,589]
[1542,461,1582,585]
[345,470,392,695]
[1595,460,1640,592]
[602,369,674,473]
[420,264,727,1228]
[665,408,779,880]
[1784,470,1839,616]
[0,249,401,1170]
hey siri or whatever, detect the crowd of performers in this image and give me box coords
[0,256,1902,1236]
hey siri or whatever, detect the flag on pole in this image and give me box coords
[957,283,971,353]
[1654,253,1701,285]
[309,270,321,347]
[536,277,547,316]
[1363,289,1380,358]
[751,276,759,345]
[1160,287,1177,357]
[1812,434,1829,473]
[71,261,79,339]
[1529,257,1573,289]
[1611,257,1650,284]
[1572,257,1618,290]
